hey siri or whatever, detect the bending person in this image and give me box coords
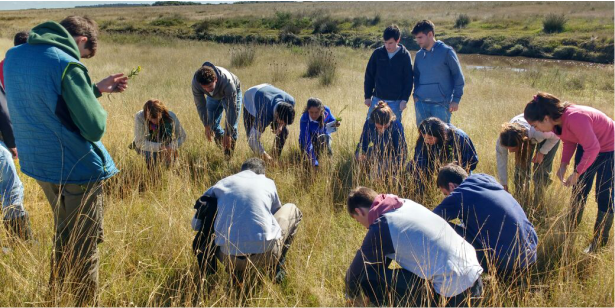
[298,97,340,167]
[132,99,186,167]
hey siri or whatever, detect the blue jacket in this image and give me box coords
[413,41,465,104]
[4,39,117,184]
[364,44,413,102]
[244,84,295,130]
[356,120,407,166]
[298,105,336,166]
[433,174,538,270]
[413,124,478,172]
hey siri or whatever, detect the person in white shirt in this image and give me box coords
[496,113,560,200]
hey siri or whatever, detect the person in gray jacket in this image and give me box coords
[411,20,465,126]
[192,62,241,156]
[193,158,302,283]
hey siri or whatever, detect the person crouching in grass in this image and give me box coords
[298,97,340,168]
[132,99,186,168]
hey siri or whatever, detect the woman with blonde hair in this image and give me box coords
[496,114,560,199]
[132,99,186,167]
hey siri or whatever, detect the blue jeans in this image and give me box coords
[367,96,403,123]
[415,101,451,126]
[206,89,243,140]
[0,141,26,220]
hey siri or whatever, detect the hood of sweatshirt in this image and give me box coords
[28,21,81,60]
[456,173,504,194]
[368,194,404,225]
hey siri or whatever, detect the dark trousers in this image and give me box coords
[361,268,483,307]
[569,146,614,230]
[243,108,288,157]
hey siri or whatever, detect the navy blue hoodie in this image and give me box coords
[364,44,413,102]
[433,174,538,271]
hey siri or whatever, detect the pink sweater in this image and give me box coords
[556,105,614,175]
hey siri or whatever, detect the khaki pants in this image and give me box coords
[216,203,302,279]
[37,180,104,306]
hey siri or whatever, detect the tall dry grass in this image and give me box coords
[0,37,613,306]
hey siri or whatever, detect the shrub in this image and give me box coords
[305,46,337,86]
[150,14,186,27]
[543,13,566,33]
[229,44,256,68]
[506,44,526,56]
[455,14,471,28]
[312,16,339,34]
[269,62,289,82]
[371,14,381,26]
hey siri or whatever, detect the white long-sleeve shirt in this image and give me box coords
[496,114,560,185]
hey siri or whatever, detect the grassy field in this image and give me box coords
[0,1,613,62]
[0,12,614,307]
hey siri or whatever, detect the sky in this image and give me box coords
[0,1,231,11]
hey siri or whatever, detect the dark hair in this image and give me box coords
[13,31,28,46]
[436,163,468,188]
[303,97,325,128]
[60,16,98,58]
[195,66,217,86]
[499,122,532,168]
[370,101,396,125]
[241,157,266,175]
[383,24,401,41]
[523,92,571,123]
[417,117,448,148]
[347,186,378,216]
[276,102,295,125]
[143,99,172,124]
[411,20,435,36]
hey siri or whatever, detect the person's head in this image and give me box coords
[143,99,172,125]
[411,20,435,50]
[370,101,396,134]
[499,122,533,167]
[417,117,448,147]
[274,102,295,127]
[304,97,325,124]
[195,66,217,93]
[524,92,571,133]
[13,31,28,46]
[60,15,98,59]
[241,157,266,175]
[347,186,378,229]
[436,163,468,196]
[382,24,401,53]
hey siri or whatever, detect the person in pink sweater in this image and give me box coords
[524,92,614,253]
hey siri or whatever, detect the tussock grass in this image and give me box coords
[0,38,613,306]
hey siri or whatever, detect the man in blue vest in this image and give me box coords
[4,16,127,305]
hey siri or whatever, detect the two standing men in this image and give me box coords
[364,21,466,126]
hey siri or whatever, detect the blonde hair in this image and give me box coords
[370,101,396,125]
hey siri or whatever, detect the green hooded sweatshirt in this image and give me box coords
[28,21,107,142]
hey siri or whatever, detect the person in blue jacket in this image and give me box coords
[434,164,539,277]
[411,20,465,126]
[243,83,295,162]
[298,97,340,167]
[356,102,407,179]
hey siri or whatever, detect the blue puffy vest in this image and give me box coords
[3,43,118,184]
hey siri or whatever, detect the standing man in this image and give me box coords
[411,20,465,126]
[4,16,127,306]
[243,83,296,162]
[192,62,242,157]
[0,31,32,241]
[363,24,413,122]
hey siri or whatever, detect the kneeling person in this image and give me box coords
[243,84,295,162]
[345,187,483,307]
[199,158,302,282]
[434,164,538,276]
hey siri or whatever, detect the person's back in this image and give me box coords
[384,200,482,297]
[447,124,478,172]
[434,172,538,271]
[211,169,282,255]
[4,22,117,184]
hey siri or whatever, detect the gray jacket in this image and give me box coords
[191,62,241,135]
